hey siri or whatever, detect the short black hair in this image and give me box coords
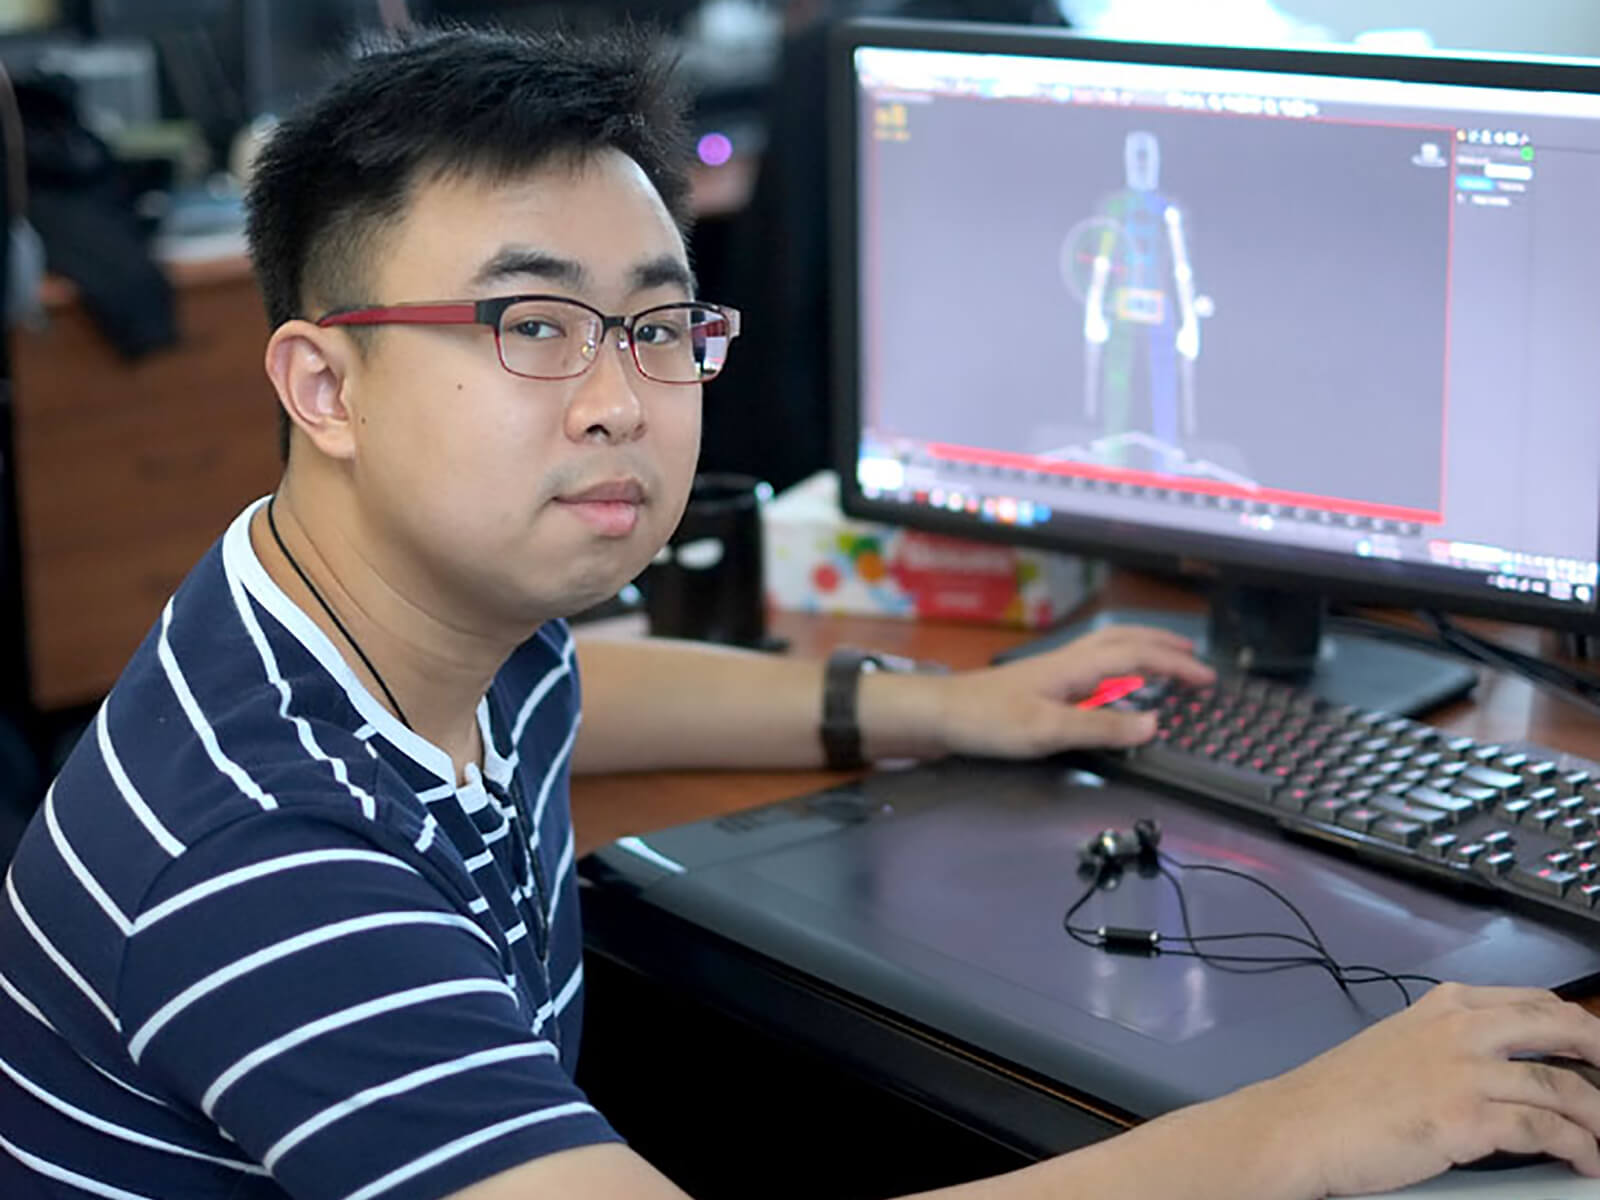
[245,23,692,457]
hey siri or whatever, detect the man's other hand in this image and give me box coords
[1242,982,1600,1197]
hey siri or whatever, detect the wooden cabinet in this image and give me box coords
[13,258,281,709]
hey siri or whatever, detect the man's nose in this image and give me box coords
[565,327,645,443]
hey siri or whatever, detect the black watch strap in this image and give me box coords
[820,646,933,770]
[821,647,878,771]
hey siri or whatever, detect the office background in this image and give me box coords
[4,6,1600,1197]
[2,0,1598,867]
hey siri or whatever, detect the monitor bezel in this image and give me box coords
[828,16,1600,632]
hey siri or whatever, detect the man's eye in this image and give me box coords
[635,320,685,346]
[507,319,565,340]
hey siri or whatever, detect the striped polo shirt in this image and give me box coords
[0,498,619,1198]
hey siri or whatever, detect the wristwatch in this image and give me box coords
[820,646,927,771]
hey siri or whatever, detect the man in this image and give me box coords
[3,25,1598,1200]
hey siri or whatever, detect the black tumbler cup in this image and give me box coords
[644,473,773,647]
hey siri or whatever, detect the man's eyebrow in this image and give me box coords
[631,256,697,296]
[469,248,586,291]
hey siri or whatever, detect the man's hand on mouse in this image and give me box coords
[1233,982,1600,1197]
[910,623,1216,760]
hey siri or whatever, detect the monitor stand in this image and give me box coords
[994,582,1478,718]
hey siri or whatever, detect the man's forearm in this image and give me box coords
[571,637,824,773]
[570,637,950,774]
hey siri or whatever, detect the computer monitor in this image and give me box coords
[829,18,1600,715]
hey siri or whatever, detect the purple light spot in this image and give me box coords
[697,132,734,167]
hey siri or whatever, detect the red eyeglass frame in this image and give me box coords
[314,295,742,384]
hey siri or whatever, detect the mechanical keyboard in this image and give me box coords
[1090,675,1600,933]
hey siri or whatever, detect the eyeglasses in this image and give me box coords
[315,295,742,385]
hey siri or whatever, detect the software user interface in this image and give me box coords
[851,44,1600,613]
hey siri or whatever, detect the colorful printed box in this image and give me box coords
[762,472,1102,628]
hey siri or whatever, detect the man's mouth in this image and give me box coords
[554,478,646,537]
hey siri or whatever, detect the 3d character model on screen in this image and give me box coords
[1063,131,1214,464]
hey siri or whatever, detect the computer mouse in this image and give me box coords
[1457,1057,1600,1171]
[1458,1150,1559,1172]
[1542,1055,1600,1091]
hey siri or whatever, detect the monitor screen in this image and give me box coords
[831,20,1600,629]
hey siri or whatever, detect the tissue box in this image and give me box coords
[762,471,1100,628]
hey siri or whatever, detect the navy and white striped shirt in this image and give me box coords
[0,498,619,1198]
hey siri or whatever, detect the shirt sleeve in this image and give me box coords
[115,809,621,1200]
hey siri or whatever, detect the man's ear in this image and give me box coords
[265,320,363,462]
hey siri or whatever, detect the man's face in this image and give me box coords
[337,150,701,631]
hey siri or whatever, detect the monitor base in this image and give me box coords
[996,607,1478,718]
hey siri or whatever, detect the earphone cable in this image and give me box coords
[1062,849,1444,1007]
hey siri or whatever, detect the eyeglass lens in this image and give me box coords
[496,299,733,383]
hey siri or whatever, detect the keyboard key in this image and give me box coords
[1480,830,1516,852]
[1460,765,1524,796]
[1479,850,1516,876]
[1496,752,1530,773]
[1306,797,1351,824]
[1276,786,1317,812]
[1578,884,1600,909]
[1372,817,1426,848]
[1527,786,1561,807]
[1451,784,1497,809]
[1557,770,1591,795]
[1338,806,1383,834]
[1512,865,1580,897]
[1530,807,1563,829]
[1426,832,1459,858]
[1452,841,1487,864]
[1556,817,1594,842]
[1404,786,1481,821]
[1522,761,1558,786]
[1370,795,1451,833]
[1545,851,1577,869]
[1499,799,1534,823]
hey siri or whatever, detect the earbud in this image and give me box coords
[1078,818,1163,886]
[1133,817,1161,855]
